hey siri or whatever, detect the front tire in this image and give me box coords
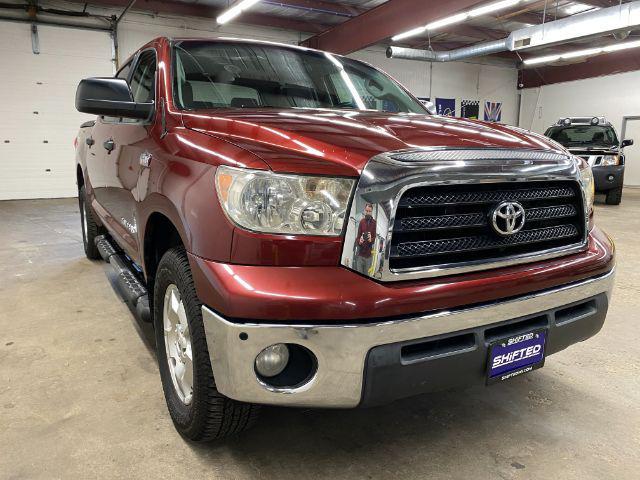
[153,247,259,441]
[605,185,623,205]
[79,185,102,260]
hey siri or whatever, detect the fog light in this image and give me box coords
[255,344,289,377]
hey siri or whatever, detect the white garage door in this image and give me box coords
[622,119,640,187]
[0,22,113,200]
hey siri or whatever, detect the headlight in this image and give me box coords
[579,161,595,216]
[600,155,619,166]
[215,165,355,236]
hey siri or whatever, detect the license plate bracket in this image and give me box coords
[487,329,547,384]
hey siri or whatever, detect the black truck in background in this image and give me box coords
[545,117,633,205]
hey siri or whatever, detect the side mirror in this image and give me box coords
[75,77,153,120]
[621,138,634,148]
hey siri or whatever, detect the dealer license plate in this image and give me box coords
[487,329,547,384]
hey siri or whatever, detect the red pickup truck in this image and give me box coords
[74,37,615,441]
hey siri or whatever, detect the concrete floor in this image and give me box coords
[0,191,639,480]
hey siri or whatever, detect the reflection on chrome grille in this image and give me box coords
[395,225,579,258]
[390,181,585,271]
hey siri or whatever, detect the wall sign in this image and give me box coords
[461,100,480,119]
[435,98,456,116]
[484,101,502,122]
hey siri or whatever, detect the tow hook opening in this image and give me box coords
[255,343,317,391]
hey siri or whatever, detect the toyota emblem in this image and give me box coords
[491,201,526,236]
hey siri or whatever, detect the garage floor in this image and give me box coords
[1,191,639,480]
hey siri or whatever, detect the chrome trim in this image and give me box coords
[202,268,615,408]
[388,148,571,163]
[340,148,588,281]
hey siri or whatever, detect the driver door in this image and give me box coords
[100,50,157,261]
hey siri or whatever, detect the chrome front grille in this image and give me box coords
[340,148,588,282]
[389,181,585,271]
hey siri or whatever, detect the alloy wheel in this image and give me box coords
[163,284,194,405]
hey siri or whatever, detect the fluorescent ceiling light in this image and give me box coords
[560,47,603,59]
[391,26,428,41]
[523,54,561,65]
[392,0,523,41]
[524,40,640,65]
[217,0,261,24]
[469,0,521,18]
[426,12,469,31]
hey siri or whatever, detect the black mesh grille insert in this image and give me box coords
[390,181,585,271]
[400,186,575,207]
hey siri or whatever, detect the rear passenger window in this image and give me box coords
[130,50,156,104]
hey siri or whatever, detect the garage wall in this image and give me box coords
[519,72,640,186]
[350,48,519,126]
[0,22,113,200]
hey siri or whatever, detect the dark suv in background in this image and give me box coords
[545,117,633,205]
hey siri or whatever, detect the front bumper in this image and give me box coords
[202,267,615,408]
[190,227,613,322]
[593,165,624,192]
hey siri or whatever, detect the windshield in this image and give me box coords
[172,40,426,114]
[545,125,619,147]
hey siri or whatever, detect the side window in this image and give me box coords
[116,61,132,81]
[130,50,156,104]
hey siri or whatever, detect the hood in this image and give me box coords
[182,108,564,176]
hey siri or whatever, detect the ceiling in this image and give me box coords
[1,0,639,86]
[170,0,639,59]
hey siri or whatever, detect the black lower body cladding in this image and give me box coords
[360,292,609,407]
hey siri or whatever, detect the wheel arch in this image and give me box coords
[140,199,192,309]
[143,212,186,279]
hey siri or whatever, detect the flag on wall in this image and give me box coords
[461,100,480,119]
[484,101,502,122]
[435,97,456,116]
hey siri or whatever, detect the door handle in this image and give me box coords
[86,137,94,146]
[103,139,115,152]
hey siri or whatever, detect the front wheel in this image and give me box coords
[153,247,259,441]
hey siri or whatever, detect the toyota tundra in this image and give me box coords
[74,37,615,441]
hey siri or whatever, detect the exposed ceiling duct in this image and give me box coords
[387,0,640,63]
[387,39,509,62]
